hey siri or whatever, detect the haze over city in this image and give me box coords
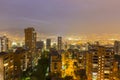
[1,1,120,80]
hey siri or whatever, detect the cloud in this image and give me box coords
[0,0,120,35]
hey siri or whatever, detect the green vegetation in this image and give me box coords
[64,76,73,80]
[21,51,50,80]
[74,69,87,80]
[31,52,49,80]
[21,67,33,80]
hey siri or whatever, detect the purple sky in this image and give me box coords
[0,0,120,36]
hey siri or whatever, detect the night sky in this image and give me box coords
[0,0,120,36]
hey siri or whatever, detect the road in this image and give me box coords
[62,53,78,80]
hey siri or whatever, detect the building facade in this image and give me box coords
[0,52,14,80]
[36,41,44,50]
[24,27,36,50]
[86,45,114,80]
[50,49,62,78]
[14,48,27,80]
[114,41,120,55]
[46,39,51,50]
[0,36,9,52]
[58,37,62,51]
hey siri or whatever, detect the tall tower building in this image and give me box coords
[24,27,36,49]
[46,39,51,50]
[114,41,120,55]
[0,36,9,52]
[57,37,62,51]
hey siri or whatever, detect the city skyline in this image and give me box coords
[0,0,120,36]
[1,1,120,80]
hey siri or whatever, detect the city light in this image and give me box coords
[0,0,120,80]
[4,63,8,67]
[12,41,17,46]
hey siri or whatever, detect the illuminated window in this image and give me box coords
[54,63,57,69]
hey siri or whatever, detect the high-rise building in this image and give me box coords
[114,41,120,55]
[0,36,9,52]
[52,43,57,49]
[46,39,51,50]
[57,37,62,51]
[24,27,36,49]
[86,45,114,80]
[49,48,62,78]
[36,41,44,49]
[0,52,14,80]
[14,48,27,79]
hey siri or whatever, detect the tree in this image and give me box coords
[64,76,73,80]
[74,69,87,80]
[31,54,49,80]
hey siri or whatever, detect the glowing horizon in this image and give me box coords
[0,0,120,36]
